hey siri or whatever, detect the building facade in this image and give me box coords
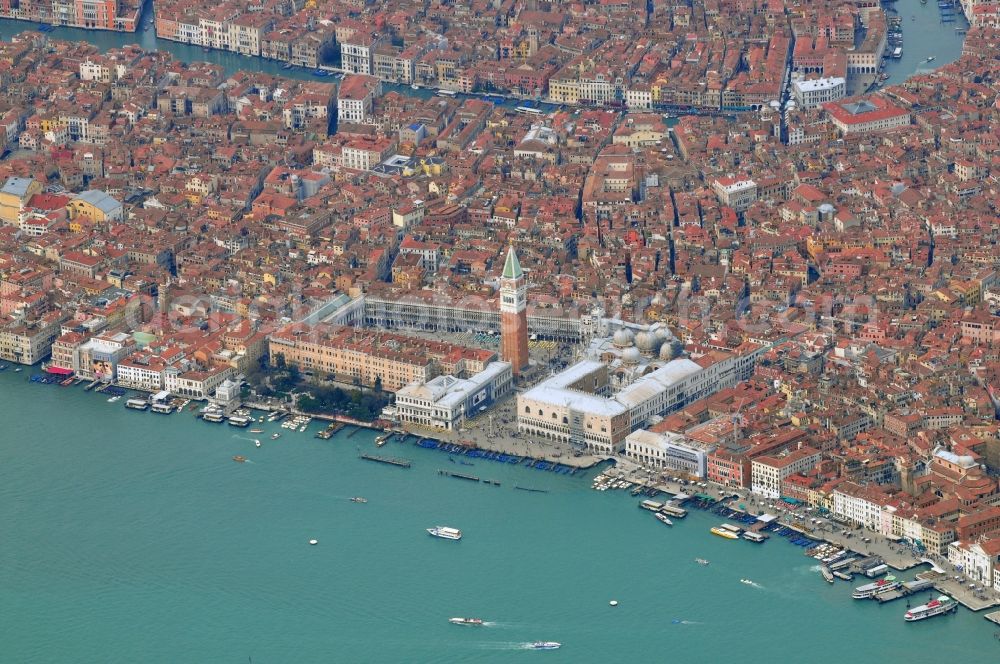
[394,362,512,430]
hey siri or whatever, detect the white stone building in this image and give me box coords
[624,429,709,477]
[395,362,512,430]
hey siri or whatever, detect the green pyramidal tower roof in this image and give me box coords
[502,246,523,279]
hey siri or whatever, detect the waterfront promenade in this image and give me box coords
[598,460,1000,613]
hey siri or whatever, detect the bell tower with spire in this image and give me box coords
[500,246,529,377]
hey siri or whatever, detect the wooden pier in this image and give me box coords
[514,485,549,494]
[438,469,479,482]
[358,453,411,468]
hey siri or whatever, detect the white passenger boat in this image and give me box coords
[427,526,462,540]
[449,617,483,626]
[654,513,673,526]
[853,575,900,599]
[529,642,561,650]
[904,595,957,621]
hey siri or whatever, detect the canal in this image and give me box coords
[881,0,970,86]
[0,1,972,104]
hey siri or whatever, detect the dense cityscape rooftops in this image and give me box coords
[0,0,999,593]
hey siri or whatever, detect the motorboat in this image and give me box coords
[530,642,561,650]
[710,524,741,539]
[654,513,673,526]
[821,567,835,583]
[232,455,247,463]
[350,497,368,503]
[271,433,281,440]
[695,558,710,566]
[254,440,261,448]
[449,618,483,626]
[427,526,462,540]
[740,579,754,586]
[250,428,264,433]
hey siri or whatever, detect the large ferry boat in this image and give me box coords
[852,575,900,599]
[905,595,957,621]
[529,642,561,650]
[427,526,462,540]
[710,524,741,539]
[449,617,483,626]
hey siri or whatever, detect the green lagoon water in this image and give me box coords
[0,369,998,663]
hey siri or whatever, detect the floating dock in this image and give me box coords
[514,485,549,493]
[439,469,479,482]
[873,579,935,603]
[358,453,411,468]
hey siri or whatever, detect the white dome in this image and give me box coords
[635,331,654,352]
[653,326,671,342]
[660,340,683,361]
[613,328,634,348]
[622,347,642,365]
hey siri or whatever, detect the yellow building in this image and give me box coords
[67,190,123,224]
[0,177,42,226]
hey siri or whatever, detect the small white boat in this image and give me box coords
[427,526,462,540]
[740,579,754,586]
[255,440,261,447]
[529,642,561,650]
[308,539,318,545]
[449,617,483,626]
[14,367,22,372]
[654,513,673,526]
[271,433,281,440]
[609,600,619,607]
[695,558,710,566]
[350,497,367,503]
[411,83,420,90]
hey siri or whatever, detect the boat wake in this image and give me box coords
[471,642,539,651]
[671,619,702,625]
[808,565,823,573]
[476,621,521,629]
[741,580,764,590]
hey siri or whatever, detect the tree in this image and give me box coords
[374,375,383,394]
